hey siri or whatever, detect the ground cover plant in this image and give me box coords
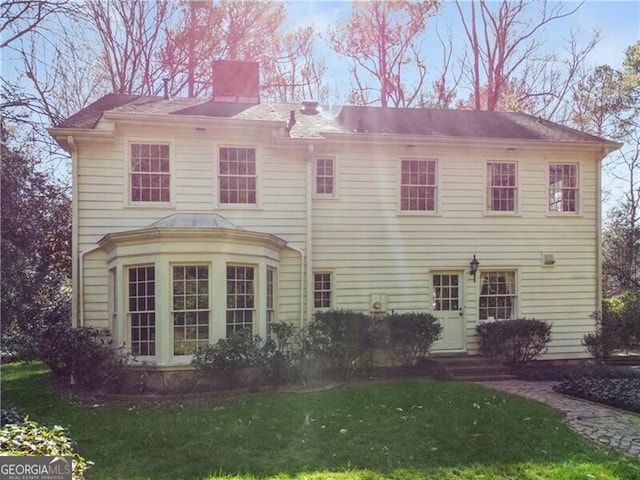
[554,378,640,414]
[2,362,639,480]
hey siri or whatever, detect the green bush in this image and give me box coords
[262,322,298,386]
[476,318,551,367]
[606,292,640,348]
[36,322,125,391]
[381,312,442,367]
[0,419,92,480]
[583,307,625,363]
[308,309,372,379]
[192,329,263,387]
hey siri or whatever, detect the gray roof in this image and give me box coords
[148,213,240,229]
[55,93,615,145]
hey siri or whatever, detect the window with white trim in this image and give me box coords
[130,144,170,203]
[128,266,156,356]
[315,158,335,195]
[266,267,276,338]
[172,265,209,355]
[487,162,516,212]
[226,265,255,336]
[400,159,437,211]
[549,163,578,213]
[219,147,257,204]
[479,271,516,320]
[314,272,332,309]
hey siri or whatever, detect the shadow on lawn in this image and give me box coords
[2,362,639,480]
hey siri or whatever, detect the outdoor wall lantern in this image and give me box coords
[469,255,479,282]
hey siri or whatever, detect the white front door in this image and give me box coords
[431,272,465,351]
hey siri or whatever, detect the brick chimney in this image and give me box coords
[212,60,260,103]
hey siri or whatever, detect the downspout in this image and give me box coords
[79,246,102,327]
[288,245,305,327]
[596,149,605,318]
[67,136,80,327]
[305,143,314,326]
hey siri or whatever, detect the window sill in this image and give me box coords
[483,212,521,217]
[126,202,174,209]
[397,211,441,217]
[546,212,583,218]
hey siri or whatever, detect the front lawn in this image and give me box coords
[2,362,638,480]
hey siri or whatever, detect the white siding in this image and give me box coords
[75,119,603,360]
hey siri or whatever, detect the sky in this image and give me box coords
[283,0,639,99]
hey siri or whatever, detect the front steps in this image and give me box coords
[433,355,517,381]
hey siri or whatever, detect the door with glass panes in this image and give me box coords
[431,272,465,351]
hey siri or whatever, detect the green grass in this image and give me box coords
[2,362,639,480]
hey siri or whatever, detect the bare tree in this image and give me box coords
[454,0,586,112]
[161,1,288,98]
[86,0,175,95]
[261,26,329,103]
[328,1,439,107]
[1,0,75,48]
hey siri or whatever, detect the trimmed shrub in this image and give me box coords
[381,312,442,367]
[192,329,263,387]
[0,419,93,479]
[476,318,551,367]
[308,309,372,379]
[36,323,126,391]
[262,322,298,386]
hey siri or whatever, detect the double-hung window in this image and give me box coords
[487,162,517,212]
[219,147,257,204]
[128,266,156,356]
[172,265,209,355]
[313,272,332,309]
[479,271,516,320]
[226,265,255,336]
[400,159,437,212]
[549,163,579,213]
[315,158,335,196]
[266,267,276,338]
[130,143,170,203]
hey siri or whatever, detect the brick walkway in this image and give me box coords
[479,380,640,459]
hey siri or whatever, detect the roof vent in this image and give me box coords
[301,100,319,115]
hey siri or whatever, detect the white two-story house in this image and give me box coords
[49,62,619,371]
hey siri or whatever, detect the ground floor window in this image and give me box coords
[226,265,255,336]
[266,267,276,338]
[479,271,516,320]
[172,265,210,355]
[128,266,156,356]
[314,272,332,309]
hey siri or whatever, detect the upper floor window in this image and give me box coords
[219,147,256,204]
[400,159,437,212]
[172,265,209,356]
[549,163,578,213]
[130,144,170,203]
[479,271,516,320]
[487,162,516,212]
[315,158,335,196]
[313,272,332,309]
